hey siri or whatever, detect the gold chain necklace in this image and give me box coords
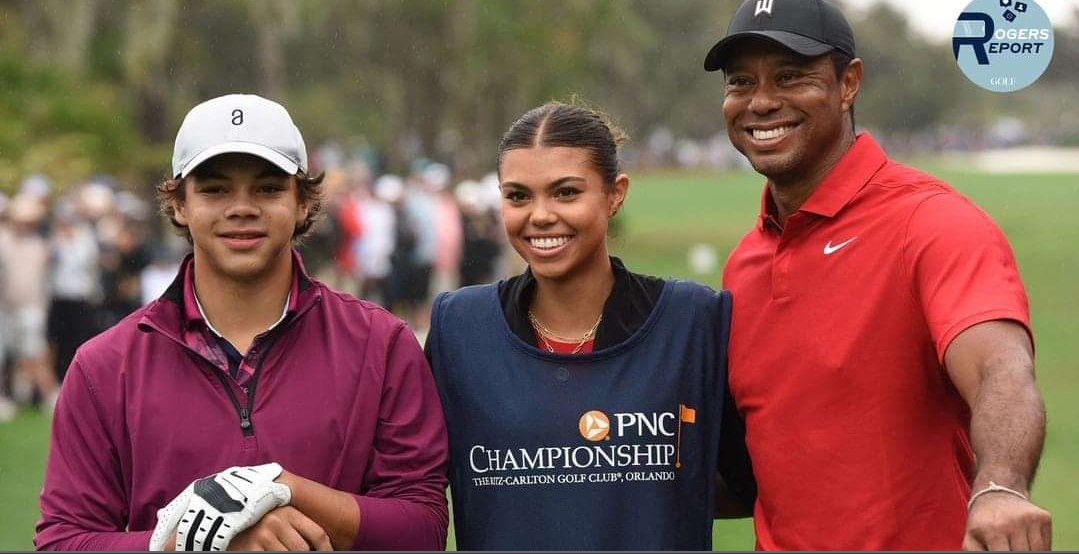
[528,310,603,354]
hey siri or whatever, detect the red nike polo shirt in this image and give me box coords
[722,133,1031,550]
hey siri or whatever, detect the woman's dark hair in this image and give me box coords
[497,101,628,187]
[156,167,324,245]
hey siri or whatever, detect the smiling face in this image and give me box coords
[173,153,308,285]
[499,146,628,283]
[722,39,861,186]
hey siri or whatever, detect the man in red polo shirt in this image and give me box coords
[705,0,1051,550]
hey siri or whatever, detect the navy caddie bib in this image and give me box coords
[427,280,732,550]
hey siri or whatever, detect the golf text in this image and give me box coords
[465,409,694,487]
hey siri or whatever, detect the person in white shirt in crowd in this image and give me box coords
[357,174,400,305]
[427,163,464,297]
[0,193,58,413]
[46,198,104,386]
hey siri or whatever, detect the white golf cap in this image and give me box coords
[171,94,308,178]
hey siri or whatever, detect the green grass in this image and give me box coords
[0,409,51,550]
[2,167,1074,550]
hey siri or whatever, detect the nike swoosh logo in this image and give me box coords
[823,237,857,255]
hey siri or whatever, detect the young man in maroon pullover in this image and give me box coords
[35,94,448,551]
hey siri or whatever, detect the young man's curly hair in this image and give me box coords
[156,169,325,245]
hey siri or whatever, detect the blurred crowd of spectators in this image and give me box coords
[0,175,171,421]
[632,117,1070,172]
[0,148,517,422]
[297,145,515,336]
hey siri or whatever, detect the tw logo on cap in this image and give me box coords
[755,0,774,16]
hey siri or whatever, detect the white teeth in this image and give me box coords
[752,126,792,140]
[529,236,569,249]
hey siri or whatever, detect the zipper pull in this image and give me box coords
[239,408,252,431]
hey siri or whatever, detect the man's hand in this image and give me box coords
[227,506,332,551]
[946,321,1050,551]
[175,463,292,551]
[156,507,330,552]
[151,463,293,551]
[963,492,1052,551]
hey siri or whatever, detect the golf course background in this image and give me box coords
[1,165,1075,550]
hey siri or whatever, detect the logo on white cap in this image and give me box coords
[171,94,308,178]
[755,0,774,16]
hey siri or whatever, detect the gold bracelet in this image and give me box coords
[967,480,1029,510]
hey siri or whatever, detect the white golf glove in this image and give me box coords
[150,481,194,550]
[149,463,292,551]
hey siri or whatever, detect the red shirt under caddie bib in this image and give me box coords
[722,133,1031,550]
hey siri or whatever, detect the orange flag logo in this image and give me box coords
[679,404,697,424]
[675,403,697,469]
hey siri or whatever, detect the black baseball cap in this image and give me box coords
[704,0,856,72]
